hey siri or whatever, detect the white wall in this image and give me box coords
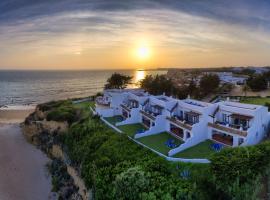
[116,108,141,126]
[134,115,167,138]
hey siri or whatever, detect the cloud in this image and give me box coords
[1,0,270,68]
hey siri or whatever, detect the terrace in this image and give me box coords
[208,122,247,137]
[121,99,139,110]
[118,123,146,137]
[104,116,124,125]
[137,132,183,155]
[103,117,217,159]
[95,96,110,106]
[173,140,216,159]
[209,111,252,137]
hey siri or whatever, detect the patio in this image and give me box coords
[173,140,216,159]
[104,116,123,125]
[137,132,183,155]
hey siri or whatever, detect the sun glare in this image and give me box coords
[137,46,150,59]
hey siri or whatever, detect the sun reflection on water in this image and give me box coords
[135,70,145,83]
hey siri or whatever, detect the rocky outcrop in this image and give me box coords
[22,106,89,200]
[22,107,68,144]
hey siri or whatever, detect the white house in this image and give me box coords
[166,99,216,156]
[95,89,145,117]
[207,101,270,147]
[94,89,270,157]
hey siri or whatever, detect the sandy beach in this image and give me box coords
[0,107,53,200]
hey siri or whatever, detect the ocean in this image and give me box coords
[0,70,166,106]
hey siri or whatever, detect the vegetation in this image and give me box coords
[246,74,268,91]
[140,74,221,99]
[118,123,145,137]
[240,97,270,105]
[210,142,270,199]
[199,74,220,95]
[137,132,183,155]
[173,140,215,159]
[43,100,79,124]
[33,100,270,199]
[105,73,133,89]
[140,74,176,96]
[61,115,198,199]
[104,116,123,125]
[233,68,256,76]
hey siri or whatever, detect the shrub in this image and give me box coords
[46,106,77,124]
[246,74,268,91]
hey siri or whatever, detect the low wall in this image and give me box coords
[101,117,123,133]
[103,120,210,164]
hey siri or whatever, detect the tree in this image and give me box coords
[105,73,132,89]
[140,75,175,96]
[246,74,267,91]
[242,84,250,97]
[199,74,220,95]
[114,167,149,200]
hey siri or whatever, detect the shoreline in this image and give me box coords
[0,106,35,124]
[0,107,54,200]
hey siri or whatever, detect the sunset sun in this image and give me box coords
[137,46,150,59]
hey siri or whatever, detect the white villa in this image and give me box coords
[94,89,270,157]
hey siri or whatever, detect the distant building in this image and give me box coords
[209,72,247,85]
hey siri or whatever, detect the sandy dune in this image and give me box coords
[0,108,53,200]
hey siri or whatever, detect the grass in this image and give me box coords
[137,132,183,155]
[73,101,95,118]
[118,123,146,137]
[173,140,215,159]
[104,116,123,125]
[240,97,270,105]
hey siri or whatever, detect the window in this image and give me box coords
[222,114,228,123]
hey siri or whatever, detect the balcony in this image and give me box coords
[140,110,156,120]
[167,116,192,131]
[95,96,110,106]
[120,104,131,112]
[212,133,233,146]
[208,122,247,137]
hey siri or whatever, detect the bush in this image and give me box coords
[39,100,72,112]
[199,74,220,95]
[46,106,77,124]
[210,142,270,199]
[246,74,268,91]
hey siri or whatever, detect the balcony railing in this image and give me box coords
[120,104,131,112]
[95,97,110,106]
[140,110,156,120]
[208,122,247,137]
[167,117,192,131]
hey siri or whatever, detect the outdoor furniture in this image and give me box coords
[211,143,223,152]
[165,139,177,148]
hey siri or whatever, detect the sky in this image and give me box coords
[0,0,270,70]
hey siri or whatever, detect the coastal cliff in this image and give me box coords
[22,101,90,200]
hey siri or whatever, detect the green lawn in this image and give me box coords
[73,101,95,117]
[118,123,146,137]
[240,97,270,106]
[137,132,183,155]
[104,116,123,125]
[173,140,215,159]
